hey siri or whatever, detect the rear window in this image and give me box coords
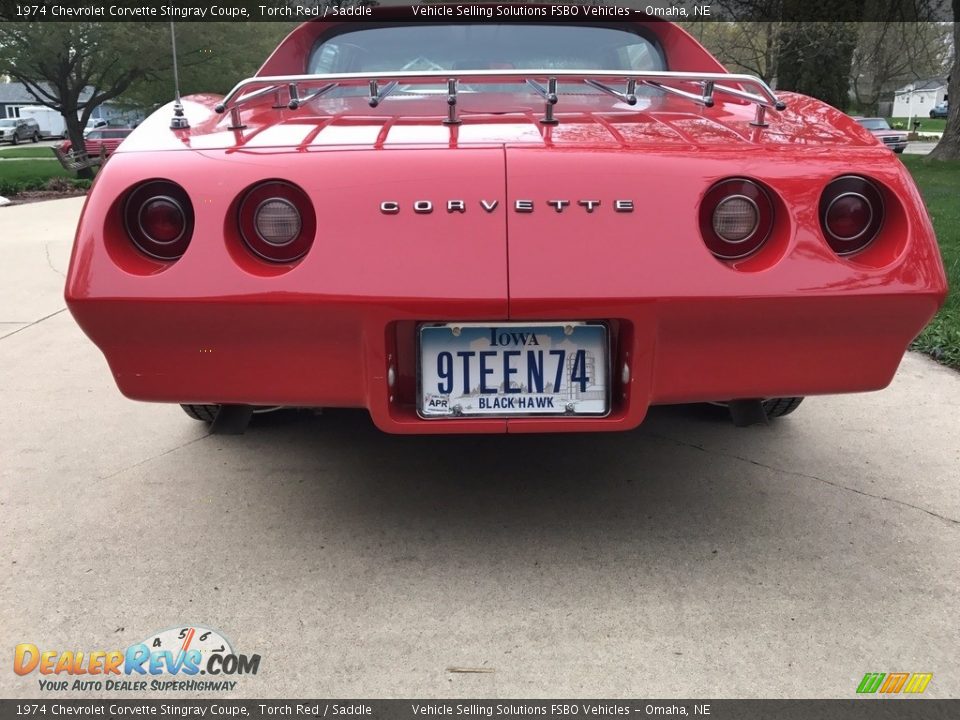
[309,23,665,75]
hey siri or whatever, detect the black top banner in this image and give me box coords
[0,700,959,720]
[0,0,954,23]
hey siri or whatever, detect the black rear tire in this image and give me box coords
[761,397,804,418]
[32,132,39,143]
[180,404,220,423]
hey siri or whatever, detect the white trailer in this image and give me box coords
[19,106,67,139]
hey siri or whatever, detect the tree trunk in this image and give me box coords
[61,109,93,179]
[928,10,960,161]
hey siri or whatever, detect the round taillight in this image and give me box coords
[255,199,302,246]
[819,176,884,256]
[140,199,185,243]
[123,181,193,260]
[699,179,774,260]
[713,196,758,242]
[238,181,315,262]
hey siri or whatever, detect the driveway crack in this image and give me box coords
[0,308,67,340]
[98,433,213,480]
[44,243,66,278]
[645,432,960,527]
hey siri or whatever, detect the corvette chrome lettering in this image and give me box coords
[380,200,633,214]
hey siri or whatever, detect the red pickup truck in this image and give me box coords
[853,117,909,153]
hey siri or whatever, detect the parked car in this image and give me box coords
[0,117,41,145]
[65,12,947,435]
[59,128,133,158]
[929,102,948,119]
[83,118,108,136]
[853,117,909,153]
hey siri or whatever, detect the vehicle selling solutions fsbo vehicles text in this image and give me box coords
[411,4,634,17]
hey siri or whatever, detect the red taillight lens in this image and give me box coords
[140,199,185,243]
[238,181,315,263]
[819,176,884,256]
[123,181,193,260]
[699,179,774,260]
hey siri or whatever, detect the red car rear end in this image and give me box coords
[63,15,947,434]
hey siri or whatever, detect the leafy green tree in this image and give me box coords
[0,20,293,177]
[777,21,861,110]
[119,23,295,112]
[0,22,169,177]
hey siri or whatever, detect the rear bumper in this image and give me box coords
[64,147,948,433]
[67,292,942,434]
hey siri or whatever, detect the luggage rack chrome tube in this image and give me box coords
[214,69,786,128]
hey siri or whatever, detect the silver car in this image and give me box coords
[0,117,41,145]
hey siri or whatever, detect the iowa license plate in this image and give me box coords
[419,323,609,417]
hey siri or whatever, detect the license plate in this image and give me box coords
[418,323,609,417]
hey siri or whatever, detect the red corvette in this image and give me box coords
[65,14,947,434]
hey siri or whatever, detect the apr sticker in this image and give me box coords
[13,624,261,692]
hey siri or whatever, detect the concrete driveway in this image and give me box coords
[1,198,958,699]
[904,142,938,155]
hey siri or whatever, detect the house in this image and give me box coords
[0,82,142,125]
[892,79,948,117]
[0,82,87,119]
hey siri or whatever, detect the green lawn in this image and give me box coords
[0,158,72,195]
[0,146,58,159]
[901,155,960,369]
[888,117,946,133]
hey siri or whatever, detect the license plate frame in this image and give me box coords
[417,322,610,419]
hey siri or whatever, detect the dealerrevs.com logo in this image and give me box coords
[14,625,260,692]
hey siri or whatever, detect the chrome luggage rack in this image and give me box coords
[214,69,786,130]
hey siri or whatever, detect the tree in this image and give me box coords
[929,3,959,160]
[682,2,786,85]
[118,23,295,112]
[850,22,951,116]
[684,22,782,84]
[0,22,168,177]
[777,21,861,109]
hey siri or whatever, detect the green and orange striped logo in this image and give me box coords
[857,672,933,694]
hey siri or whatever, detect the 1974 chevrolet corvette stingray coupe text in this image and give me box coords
[65,14,948,434]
